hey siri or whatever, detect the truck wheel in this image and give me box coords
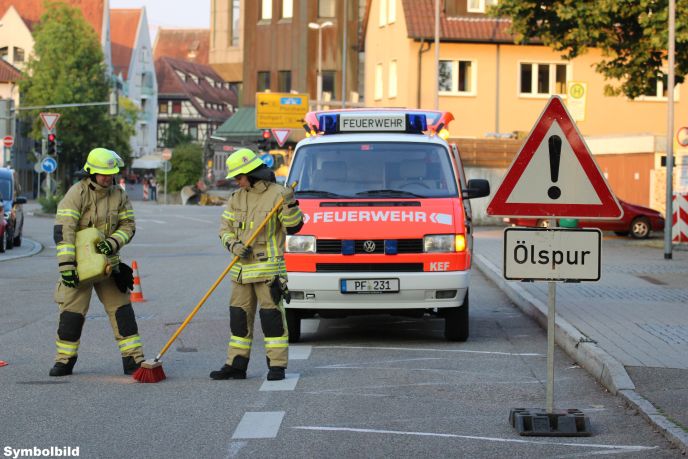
[286,308,301,343]
[5,226,13,250]
[13,233,21,247]
[0,231,5,253]
[444,293,469,342]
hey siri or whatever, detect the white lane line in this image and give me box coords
[315,345,541,357]
[291,426,657,452]
[232,411,285,439]
[259,373,300,391]
[301,319,320,334]
[173,215,215,224]
[289,345,312,360]
[137,218,166,224]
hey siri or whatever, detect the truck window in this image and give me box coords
[290,142,458,198]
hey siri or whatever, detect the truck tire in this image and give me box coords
[444,293,469,342]
[0,231,5,253]
[286,308,301,343]
[13,233,21,247]
[5,226,13,250]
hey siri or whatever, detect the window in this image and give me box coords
[467,0,498,13]
[231,0,241,46]
[379,0,386,26]
[322,71,336,99]
[158,101,168,114]
[438,60,476,94]
[278,70,291,92]
[261,0,272,20]
[188,125,198,140]
[0,47,7,61]
[257,71,271,91]
[519,62,568,96]
[388,60,397,98]
[375,63,383,100]
[388,0,396,23]
[13,47,24,62]
[282,0,293,19]
[172,101,182,114]
[319,0,336,18]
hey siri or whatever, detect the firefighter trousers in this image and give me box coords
[226,280,289,369]
[53,277,144,364]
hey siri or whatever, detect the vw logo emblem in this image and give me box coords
[363,240,376,253]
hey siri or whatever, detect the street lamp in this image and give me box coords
[308,21,333,110]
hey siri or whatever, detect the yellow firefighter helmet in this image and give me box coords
[83,148,124,175]
[225,148,264,178]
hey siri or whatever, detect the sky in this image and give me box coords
[109,0,210,42]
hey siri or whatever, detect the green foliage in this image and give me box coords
[38,193,62,214]
[18,1,135,181]
[491,0,688,99]
[162,118,193,148]
[158,143,203,193]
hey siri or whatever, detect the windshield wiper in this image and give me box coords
[355,189,424,198]
[296,189,344,198]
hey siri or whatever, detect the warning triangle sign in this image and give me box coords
[40,112,61,132]
[271,129,291,147]
[487,96,622,219]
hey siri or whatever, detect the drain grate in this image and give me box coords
[636,323,688,345]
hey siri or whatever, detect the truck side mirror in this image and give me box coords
[462,179,490,200]
[15,196,27,205]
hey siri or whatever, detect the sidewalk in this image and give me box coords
[474,227,688,453]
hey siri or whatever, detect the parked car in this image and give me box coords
[0,168,27,250]
[504,199,665,239]
[0,200,7,252]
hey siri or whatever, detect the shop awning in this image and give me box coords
[214,107,262,140]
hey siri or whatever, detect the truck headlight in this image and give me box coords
[286,235,316,253]
[423,234,466,252]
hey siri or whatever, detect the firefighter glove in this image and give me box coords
[112,263,134,293]
[61,270,80,288]
[228,242,252,258]
[97,238,117,256]
[270,276,291,305]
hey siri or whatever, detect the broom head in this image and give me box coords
[132,359,166,383]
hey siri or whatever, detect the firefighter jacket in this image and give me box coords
[54,178,135,272]
[220,180,303,284]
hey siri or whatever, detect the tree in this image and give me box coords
[491,0,688,99]
[159,142,203,193]
[162,118,192,148]
[18,1,134,182]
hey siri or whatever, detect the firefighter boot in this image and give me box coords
[49,356,77,377]
[122,356,141,375]
[209,364,247,380]
[267,367,285,381]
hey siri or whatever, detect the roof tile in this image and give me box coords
[110,8,142,80]
[153,28,209,64]
[0,0,105,37]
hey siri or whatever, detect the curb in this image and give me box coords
[473,252,688,453]
[0,238,43,262]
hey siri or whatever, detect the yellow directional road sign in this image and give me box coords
[256,93,309,129]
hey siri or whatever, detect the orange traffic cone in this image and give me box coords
[130,260,145,302]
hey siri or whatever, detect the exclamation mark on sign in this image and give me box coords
[547,135,562,199]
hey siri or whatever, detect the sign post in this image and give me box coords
[488,96,619,437]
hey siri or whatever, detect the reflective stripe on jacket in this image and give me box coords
[219,180,302,283]
[54,178,135,271]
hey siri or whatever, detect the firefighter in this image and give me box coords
[210,148,303,381]
[49,148,144,376]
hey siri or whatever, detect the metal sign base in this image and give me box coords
[509,408,592,437]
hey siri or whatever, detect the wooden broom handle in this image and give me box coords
[155,182,297,361]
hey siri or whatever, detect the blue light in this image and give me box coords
[384,240,398,255]
[318,114,339,134]
[406,114,427,133]
[342,240,355,255]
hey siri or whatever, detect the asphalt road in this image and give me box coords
[0,203,682,458]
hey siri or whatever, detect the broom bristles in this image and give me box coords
[132,359,166,383]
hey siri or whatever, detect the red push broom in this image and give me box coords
[133,182,297,383]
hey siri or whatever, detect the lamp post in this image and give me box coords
[308,21,333,110]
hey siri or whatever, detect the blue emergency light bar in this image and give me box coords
[316,113,428,135]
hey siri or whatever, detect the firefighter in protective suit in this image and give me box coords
[210,148,303,381]
[49,148,144,376]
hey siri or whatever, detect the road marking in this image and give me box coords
[226,441,246,458]
[289,345,312,360]
[232,411,285,439]
[292,426,657,452]
[173,215,214,224]
[315,345,541,357]
[301,319,320,334]
[260,373,299,391]
[137,218,166,224]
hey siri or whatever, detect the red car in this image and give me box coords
[505,199,665,239]
[0,201,7,252]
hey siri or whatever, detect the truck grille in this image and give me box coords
[316,263,423,272]
[316,239,424,254]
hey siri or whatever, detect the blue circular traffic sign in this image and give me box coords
[260,153,274,168]
[41,156,58,173]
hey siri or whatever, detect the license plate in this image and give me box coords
[340,278,399,294]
